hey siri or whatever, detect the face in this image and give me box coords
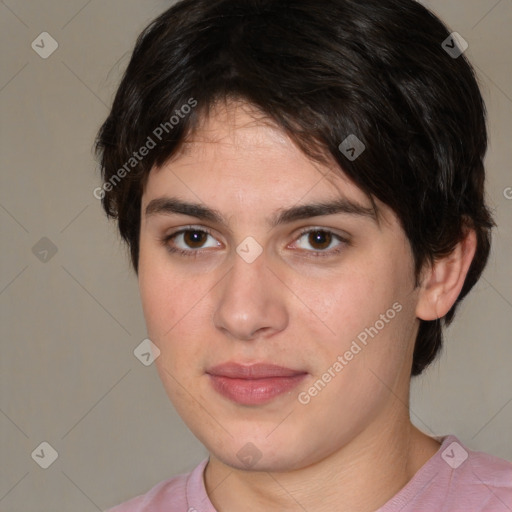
[138,101,421,472]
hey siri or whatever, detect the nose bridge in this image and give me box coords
[213,250,288,340]
[227,254,266,301]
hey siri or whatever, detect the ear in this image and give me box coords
[416,229,477,321]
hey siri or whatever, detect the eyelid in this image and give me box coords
[165,224,216,239]
[294,225,350,241]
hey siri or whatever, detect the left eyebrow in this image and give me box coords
[144,196,378,227]
[269,198,378,227]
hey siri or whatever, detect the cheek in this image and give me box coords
[138,243,215,379]
[289,249,414,374]
[138,254,170,338]
[138,242,200,336]
[287,262,387,341]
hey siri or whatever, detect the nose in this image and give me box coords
[212,252,289,341]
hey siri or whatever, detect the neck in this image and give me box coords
[204,409,440,512]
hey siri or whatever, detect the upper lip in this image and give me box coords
[206,362,307,379]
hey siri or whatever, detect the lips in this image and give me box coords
[206,362,308,405]
[207,362,306,379]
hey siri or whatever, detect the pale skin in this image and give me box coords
[137,101,477,511]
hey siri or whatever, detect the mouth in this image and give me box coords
[206,362,308,406]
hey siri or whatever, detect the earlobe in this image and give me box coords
[416,229,477,321]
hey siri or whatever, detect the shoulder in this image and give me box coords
[433,436,512,508]
[379,435,512,512]
[459,439,512,491]
[442,437,512,510]
[104,459,210,512]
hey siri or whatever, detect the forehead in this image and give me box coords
[142,100,391,226]
[182,101,290,149]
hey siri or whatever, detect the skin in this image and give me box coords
[137,101,477,511]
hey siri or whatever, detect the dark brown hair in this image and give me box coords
[95,0,495,376]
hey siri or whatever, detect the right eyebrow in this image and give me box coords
[145,197,225,224]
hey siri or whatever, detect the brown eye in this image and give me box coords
[162,227,221,256]
[307,230,332,250]
[183,230,209,248]
[292,228,348,257]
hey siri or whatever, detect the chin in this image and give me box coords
[201,428,318,473]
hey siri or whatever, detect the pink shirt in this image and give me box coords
[105,435,512,511]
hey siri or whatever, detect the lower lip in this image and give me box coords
[208,374,307,405]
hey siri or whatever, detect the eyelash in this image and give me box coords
[159,226,350,259]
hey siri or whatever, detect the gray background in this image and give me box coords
[0,1,511,510]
